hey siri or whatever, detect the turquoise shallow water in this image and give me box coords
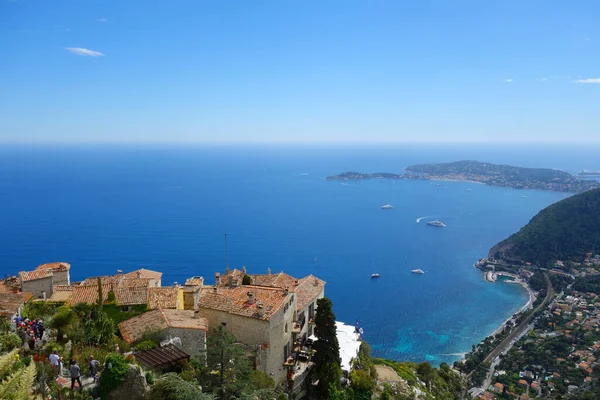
[1,144,593,365]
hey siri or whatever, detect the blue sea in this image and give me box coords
[1,143,598,365]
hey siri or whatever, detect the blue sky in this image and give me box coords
[1,0,599,144]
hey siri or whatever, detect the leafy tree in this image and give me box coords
[242,275,252,285]
[313,297,342,398]
[248,370,274,390]
[146,373,213,400]
[349,369,375,400]
[206,325,251,399]
[83,310,116,345]
[98,354,129,399]
[48,306,77,340]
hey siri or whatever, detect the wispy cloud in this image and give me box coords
[576,78,600,84]
[504,78,513,83]
[97,17,107,22]
[65,47,105,57]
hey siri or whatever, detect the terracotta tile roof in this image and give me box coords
[119,309,169,343]
[185,277,204,286]
[19,269,53,282]
[148,287,179,309]
[80,275,152,288]
[36,262,70,272]
[249,272,297,289]
[136,344,189,368]
[48,286,74,302]
[198,285,289,321]
[293,275,325,311]
[115,287,149,306]
[80,276,122,287]
[67,284,116,306]
[119,278,154,288]
[0,292,33,316]
[123,268,162,280]
[218,268,245,287]
[118,309,207,343]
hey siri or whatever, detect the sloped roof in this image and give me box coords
[198,285,289,321]
[19,269,53,282]
[294,275,325,311]
[217,268,245,287]
[68,284,116,306]
[80,276,122,287]
[48,286,74,302]
[123,268,162,280]
[118,309,207,343]
[148,287,179,309]
[119,310,168,343]
[115,287,149,306]
[135,344,189,369]
[185,277,204,286]
[0,292,33,316]
[36,262,70,272]
[249,272,297,289]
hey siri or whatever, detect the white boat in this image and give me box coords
[371,273,380,278]
[427,220,446,227]
[411,269,424,274]
[381,204,393,209]
[465,188,472,192]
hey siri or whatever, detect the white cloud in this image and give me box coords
[97,18,107,22]
[65,47,105,57]
[504,78,513,83]
[575,78,600,84]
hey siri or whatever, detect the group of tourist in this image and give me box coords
[49,350,101,390]
[14,315,45,350]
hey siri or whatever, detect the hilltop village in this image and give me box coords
[0,261,469,400]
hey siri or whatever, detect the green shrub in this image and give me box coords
[0,333,22,351]
[136,340,158,352]
[98,354,129,399]
[146,373,212,400]
[145,370,155,385]
[249,370,275,389]
[107,291,116,303]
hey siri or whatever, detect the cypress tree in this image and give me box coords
[313,297,342,397]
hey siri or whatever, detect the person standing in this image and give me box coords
[89,356,100,382]
[70,360,82,391]
[49,350,62,377]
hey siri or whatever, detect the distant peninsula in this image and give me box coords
[326,160,600,193]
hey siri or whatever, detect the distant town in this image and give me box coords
[326,160,600,193]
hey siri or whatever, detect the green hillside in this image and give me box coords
[489,188,600,267]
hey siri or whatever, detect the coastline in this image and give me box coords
[479,269,536,340]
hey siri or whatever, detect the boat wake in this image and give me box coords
[340,183,355,186]
[416,216,430,223]
[297,172,310,176]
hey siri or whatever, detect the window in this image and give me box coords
[285,323,288,333]
[221,322,227,327]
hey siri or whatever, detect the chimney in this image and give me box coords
[194,308,200,319]
[174,282,178,286]
[256,301,264,318]
[42,291,46,301]
[215,272,220,285]
[247,292,256,304]
[242,266,246,274]
[213,286,218,294]
[232,279,239,287]
[117,270,123,275]
[137,271,142,278]
[267,268,271,276]
[294,279,299,286]
[285,286,289,295]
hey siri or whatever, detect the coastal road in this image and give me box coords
[483,273,553,364]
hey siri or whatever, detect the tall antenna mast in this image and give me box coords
[225,233,229,271]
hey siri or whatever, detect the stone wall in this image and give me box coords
[22,276,53,299]
[165,327,206,357]
[267,293,296,384]
[52,270,70,286]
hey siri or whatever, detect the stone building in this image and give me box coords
[119,309,208,356]
[203,267,326,385]
[19,269,54,299]
[198,281,296,384]
[36,262,71,286]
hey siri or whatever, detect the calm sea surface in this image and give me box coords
[1,144,598,365]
